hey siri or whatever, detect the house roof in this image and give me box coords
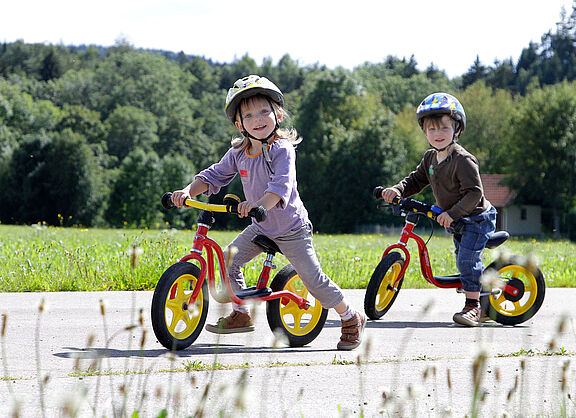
[481,174,516,207]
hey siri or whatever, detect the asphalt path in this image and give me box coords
[0,288,574,417]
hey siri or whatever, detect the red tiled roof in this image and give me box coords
[481,174,516,207]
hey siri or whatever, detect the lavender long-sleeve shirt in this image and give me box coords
[195,138,309,238]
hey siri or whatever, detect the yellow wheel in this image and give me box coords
[481,257,545,325]
[151,262,208,350]
[364,252,405,320]
[266,265,328,347]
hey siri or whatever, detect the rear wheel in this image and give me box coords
[480,256,545,325]
[151,262,208,350]
[266,265,328,347]
[364,252,405,320]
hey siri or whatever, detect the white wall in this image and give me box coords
[501,205,542,236]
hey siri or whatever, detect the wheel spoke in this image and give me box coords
[281,302,303,319]
[167,307,186,333]
[494,292,507,305]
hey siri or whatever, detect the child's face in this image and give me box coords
[424,115,455,150]
[235,96,283,140]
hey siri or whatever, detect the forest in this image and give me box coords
[1,4,576,237]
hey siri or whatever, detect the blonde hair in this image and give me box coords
[231,97,302,149]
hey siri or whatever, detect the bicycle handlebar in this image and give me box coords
[373,186,463,232]
[161,192,267,222]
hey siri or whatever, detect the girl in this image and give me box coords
[170,75,366,350]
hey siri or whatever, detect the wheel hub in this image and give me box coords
[503,278,525,302]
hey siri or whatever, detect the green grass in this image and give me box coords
[0,223,574,292]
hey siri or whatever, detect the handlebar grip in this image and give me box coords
[373,186,384,199]
[161,192,175,209]
[225,198,267,222]
[248,206,267,222]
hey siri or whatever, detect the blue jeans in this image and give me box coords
[450,206,497,292]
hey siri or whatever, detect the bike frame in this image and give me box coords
[177,210,311,309]
[382,216,462,290]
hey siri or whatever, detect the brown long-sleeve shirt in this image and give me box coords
[392,144,491,220]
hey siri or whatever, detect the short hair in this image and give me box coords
[422,114,457,132]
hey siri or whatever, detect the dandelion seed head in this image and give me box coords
[270,329,289,348]
[59,386,88,416]
[187,302,200,316]
[127,244,143,268]
[556,314,568,334]
[99,299,107,316]
[379,386,391,402]
[495,248,512,264]
[163,352,177,362]
[140,329,147,349]
[525,253,540,275]
[442,406,454,416]
[481,269,504,291]
[10,396,27,416]
[422,299,434,314]
[548,337,557,351]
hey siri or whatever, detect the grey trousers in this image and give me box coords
[225,223,344,309]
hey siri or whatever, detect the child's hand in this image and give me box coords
[171,190,190,208]
[382,188,400,203]
[437,212,454,228]
[238,201,258,218]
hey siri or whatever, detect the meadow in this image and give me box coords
[1,223,574,292]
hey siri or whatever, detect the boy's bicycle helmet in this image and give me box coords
[225,75,284,122]
[416,92,466,135]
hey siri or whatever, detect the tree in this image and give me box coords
[462,56,488,89]
[104,105,159,163]
[486,58,516,91]
[106,149,195,228]
[0,130,106,225]
[458,82,515,173]
[39,47,64,81]
[506,81,576,235]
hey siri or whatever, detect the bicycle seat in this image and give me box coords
[252,235,282,255]
[453,230,509,249]
[485,231,510,249]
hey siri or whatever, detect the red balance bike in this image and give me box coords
[364,187,545,325]
[151,193,327,350]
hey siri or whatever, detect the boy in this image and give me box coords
[380,92,496,326]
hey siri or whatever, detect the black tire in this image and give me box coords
[364,252,405,320]
[151,262,209,350]
[266,265,328,347]
[480,256,545,325]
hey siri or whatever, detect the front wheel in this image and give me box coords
[364,252,405,320]
[266,265,328,347]
[151,262,209,350]
[480,256,545,325]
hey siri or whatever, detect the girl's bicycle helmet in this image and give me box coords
[416,92,466,135]
[225,75,284,122]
